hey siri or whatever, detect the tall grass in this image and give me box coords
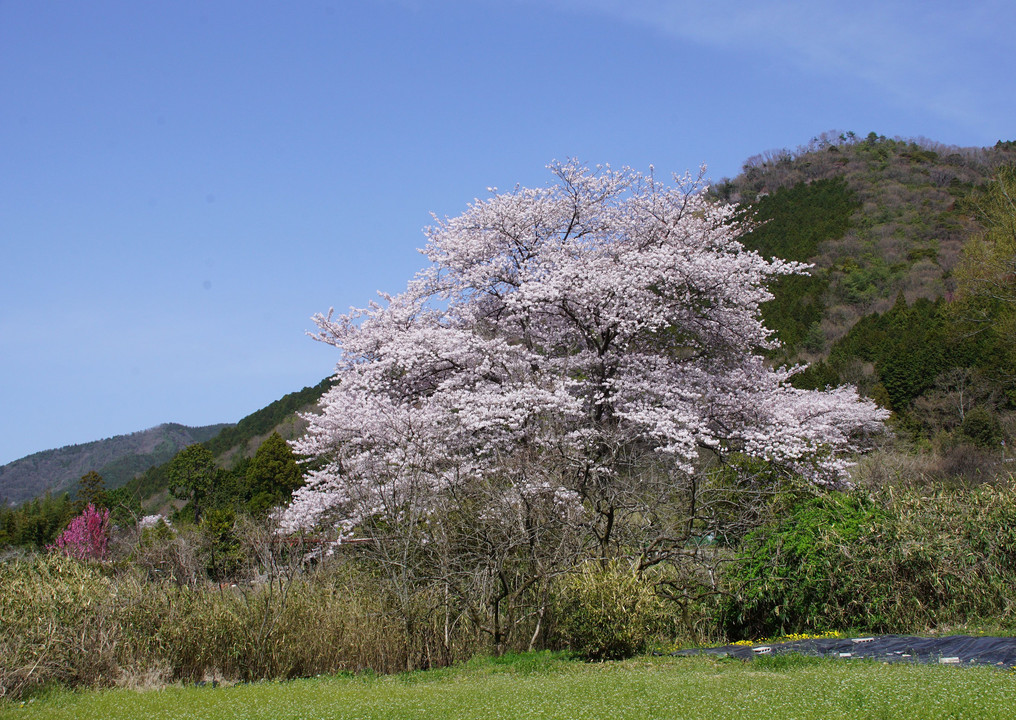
[0,555,478,700]
[6,472,1016,700]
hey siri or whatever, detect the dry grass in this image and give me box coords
[0,555,482,701]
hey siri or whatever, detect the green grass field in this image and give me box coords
[5,653,1015,720]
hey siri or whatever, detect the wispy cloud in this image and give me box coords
[538,0,1014,141]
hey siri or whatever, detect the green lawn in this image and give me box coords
[5,653,1015,720]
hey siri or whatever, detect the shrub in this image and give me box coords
[722,481,1016,640]
[0,553,482,700]
[721,493,884,639]
[554,562,667,660]
[960,406,1003,448]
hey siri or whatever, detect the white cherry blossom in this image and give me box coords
[282,162,888,537]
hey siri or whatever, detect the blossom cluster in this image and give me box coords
[49,503,110,561]
[138,514,170,529]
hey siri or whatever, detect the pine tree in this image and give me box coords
[76,470,107,511]
[245,432,303,515]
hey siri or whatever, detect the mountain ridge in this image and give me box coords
[0,422,231,506]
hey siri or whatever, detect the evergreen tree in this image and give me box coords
[0,492,75,548]
[245,432,303,515]
[76,470,107,511]
[167,444,217,522]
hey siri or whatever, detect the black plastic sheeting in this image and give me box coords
[673,635,1016,669]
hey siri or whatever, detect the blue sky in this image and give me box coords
[1,0,1013,466]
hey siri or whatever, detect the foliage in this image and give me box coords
[0,492,75,548]
[839,255,903,307]
[105,484,144,528]
[789,359,840,391]
[99,432,309,538]
[48,504,111,561]
[115,461,172,512]
[695,454,804,546]
[75,471,107,511]
[722,493,885,639]
[953,165,1016,325]
[952,164,1016,391]
[202,378,333,456]
[870,297,946,409]
[819,291,1010,420]
[723,480,1016,639]
[166,445,218,522]
[198,507,241,581]
[244,432,303,516]
[735,178,856,353]
[960,406,1003,448]
[109,382,330,515]
[554,562,668,660]
[738,177,858,263]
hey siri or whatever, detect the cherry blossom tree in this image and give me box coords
[282,162,888,652]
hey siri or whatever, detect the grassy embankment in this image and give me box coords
[5,652,1015,720]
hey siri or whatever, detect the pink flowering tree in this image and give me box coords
[282,162,888,653]
[50,503,111,561]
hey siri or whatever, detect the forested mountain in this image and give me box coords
[0,423,231,507]
[716,131,1016,352]
[716,132,1015,472]
[1,378,334,550]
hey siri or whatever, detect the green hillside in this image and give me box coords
[0,379,333,549]
[717,132,1016,471]
[716,132,1016,345]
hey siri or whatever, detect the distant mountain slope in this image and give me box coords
[119,377,334,510]
[711,132,1015,459]
[0,423,231,506]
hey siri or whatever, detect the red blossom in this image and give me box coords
[49,504,110,560]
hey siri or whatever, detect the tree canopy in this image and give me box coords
[167,444,217,522]
[282,162,887,546]
[954,165,1016,371]
[245,432,303,515]
[75,470,107,511]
